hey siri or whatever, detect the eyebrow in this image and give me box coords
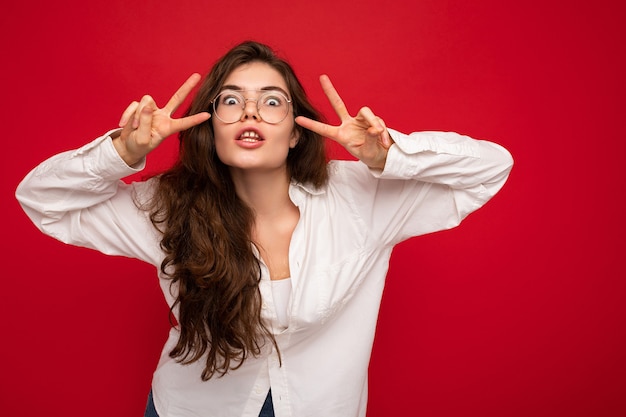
[220,84,290,97]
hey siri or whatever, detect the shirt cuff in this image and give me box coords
[374,128,480,179]
[72,129,146,180]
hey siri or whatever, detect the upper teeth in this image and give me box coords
[240,131,260,141]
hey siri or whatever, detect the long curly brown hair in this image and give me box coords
[145,41,328,380]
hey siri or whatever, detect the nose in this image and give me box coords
[241,98,260,121]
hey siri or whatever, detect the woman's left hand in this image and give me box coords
[295,75,393,170]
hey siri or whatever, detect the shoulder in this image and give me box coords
[326,159,382,195]
[327,159,371,181]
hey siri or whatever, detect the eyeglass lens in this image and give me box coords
[213,90,290,124]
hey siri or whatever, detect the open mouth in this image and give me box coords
[238,130,264,142]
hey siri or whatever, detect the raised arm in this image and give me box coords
[296,75,513,245]
[15,74,210,264]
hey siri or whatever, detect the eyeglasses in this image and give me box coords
[211,89,292,124]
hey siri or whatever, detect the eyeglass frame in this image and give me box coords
[210,88,293,125]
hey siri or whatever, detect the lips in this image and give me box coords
[237,129,264,142]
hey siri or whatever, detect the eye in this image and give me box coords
[219,92,243,106]
[262,94,285,107]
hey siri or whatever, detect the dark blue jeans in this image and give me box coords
[144,390,158,417]
[144,389,275,417]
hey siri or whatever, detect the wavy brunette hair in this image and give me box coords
[146,41,328,380]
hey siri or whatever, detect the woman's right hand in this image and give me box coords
[113,73,210,166]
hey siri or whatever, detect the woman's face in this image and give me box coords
[213,62,298,175]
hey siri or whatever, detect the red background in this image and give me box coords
[2,0,625,416]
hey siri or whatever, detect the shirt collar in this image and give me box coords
[289,180,325,206]
[290,180,325,195]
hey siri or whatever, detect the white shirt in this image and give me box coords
[271,278,292,330]
[16,128,513,417]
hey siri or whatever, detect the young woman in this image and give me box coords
[16,41,513,417]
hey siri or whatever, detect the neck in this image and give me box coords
[230,167,294,218]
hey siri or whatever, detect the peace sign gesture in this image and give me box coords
[295,75,393,170]
[113,73,211,166]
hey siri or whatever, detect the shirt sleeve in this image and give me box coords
[15,130,163,266]
[334,128,514,246]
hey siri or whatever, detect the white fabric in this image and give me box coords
[270,278,292,330]
[16,128,513,417]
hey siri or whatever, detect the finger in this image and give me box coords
[120,113,136,141]
[132,95,157,129]
[163,73,203,115]
[319,75,350,121]
[135,104,156,144]
[357,107,385,133]
[119,101,139,127]
[295,116,339,140]
[376,117,393,149]
[170,111,211,133]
